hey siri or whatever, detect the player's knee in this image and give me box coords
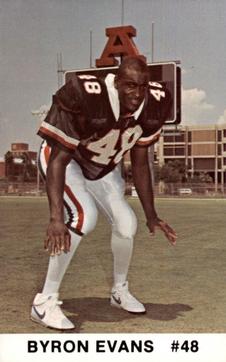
[64,200,98,236]
[113,209,137,239]
[82,206,98,235]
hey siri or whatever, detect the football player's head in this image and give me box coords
[114,56,149,115]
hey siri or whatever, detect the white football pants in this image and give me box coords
[38,141,137,291]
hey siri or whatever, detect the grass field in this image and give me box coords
[0,196,226,333]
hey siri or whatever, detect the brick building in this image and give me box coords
[157,124,226,189]
[5,143,37,182]
[0,159,5,178]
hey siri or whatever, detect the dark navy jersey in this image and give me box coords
[38,73,171,180]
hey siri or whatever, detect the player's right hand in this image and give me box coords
[44,220,71,256]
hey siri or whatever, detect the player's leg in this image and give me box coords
[31,142,98,329]
[86,165,145,313]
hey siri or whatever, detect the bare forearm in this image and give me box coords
[132,161,157,221]
[131,146,177,245]
[46,161,66,222]
[46,147,72,222]
[43,147,72,255]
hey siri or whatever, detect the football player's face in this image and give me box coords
[115,68,149,115]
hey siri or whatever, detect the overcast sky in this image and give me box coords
[0,0,226,157]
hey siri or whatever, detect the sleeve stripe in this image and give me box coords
[136,128,161,146]
[39,121,80,150]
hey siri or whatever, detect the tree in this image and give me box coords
[188,172,213,184]
[159,160,187,183]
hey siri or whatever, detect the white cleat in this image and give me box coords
[31,293,75,330]
[110,281,146,314]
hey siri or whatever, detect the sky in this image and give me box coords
[0,0,226,157]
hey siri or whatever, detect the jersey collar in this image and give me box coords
[105,73,145,122]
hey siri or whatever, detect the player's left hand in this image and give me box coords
[147,217,177,246]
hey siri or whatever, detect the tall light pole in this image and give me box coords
[57,52,64,88]
[151,22,154,63]
[121,0,125,25]
[89,30,93,68]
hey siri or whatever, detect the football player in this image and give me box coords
[31,55,177,330]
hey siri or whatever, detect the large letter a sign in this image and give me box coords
[95,25,146,67]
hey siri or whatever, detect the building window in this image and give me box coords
[224,158,226,166]
[188,145,191,156]
[218,144,222,155]
[188,132,192,143]
[218,159,222,169]
[164,135,174,142]
[175,134,185,142]
[194,158,215,170]
[175,147,185,156]
[223,144,226,152]
[164,147,174,156]
[223,130,226,138]
[218,130,222,141]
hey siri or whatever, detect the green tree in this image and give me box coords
[189,172,213,184]
[159,160,187,183]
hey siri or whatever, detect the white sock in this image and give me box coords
[111,232,134,287]
[42,232,81,295]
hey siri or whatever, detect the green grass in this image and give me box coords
[0,196,226,333]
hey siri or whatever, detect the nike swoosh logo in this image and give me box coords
[33,306,46,320]
[112,294,121,305]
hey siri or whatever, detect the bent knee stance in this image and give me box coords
[81,202,98,235]
[64,190,98,236]
[112,206,137,239]
[38,142,98,237]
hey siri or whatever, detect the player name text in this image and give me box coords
[27,339,154,353]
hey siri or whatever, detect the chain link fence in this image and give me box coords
[128,182,226,198]
[0,180,225,198]
[156,182,226,197]
[0,180,46,196]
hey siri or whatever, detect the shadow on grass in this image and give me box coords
[63,297,193,333]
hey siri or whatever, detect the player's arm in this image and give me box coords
[45,145,72,255]
[130,144,177,245]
